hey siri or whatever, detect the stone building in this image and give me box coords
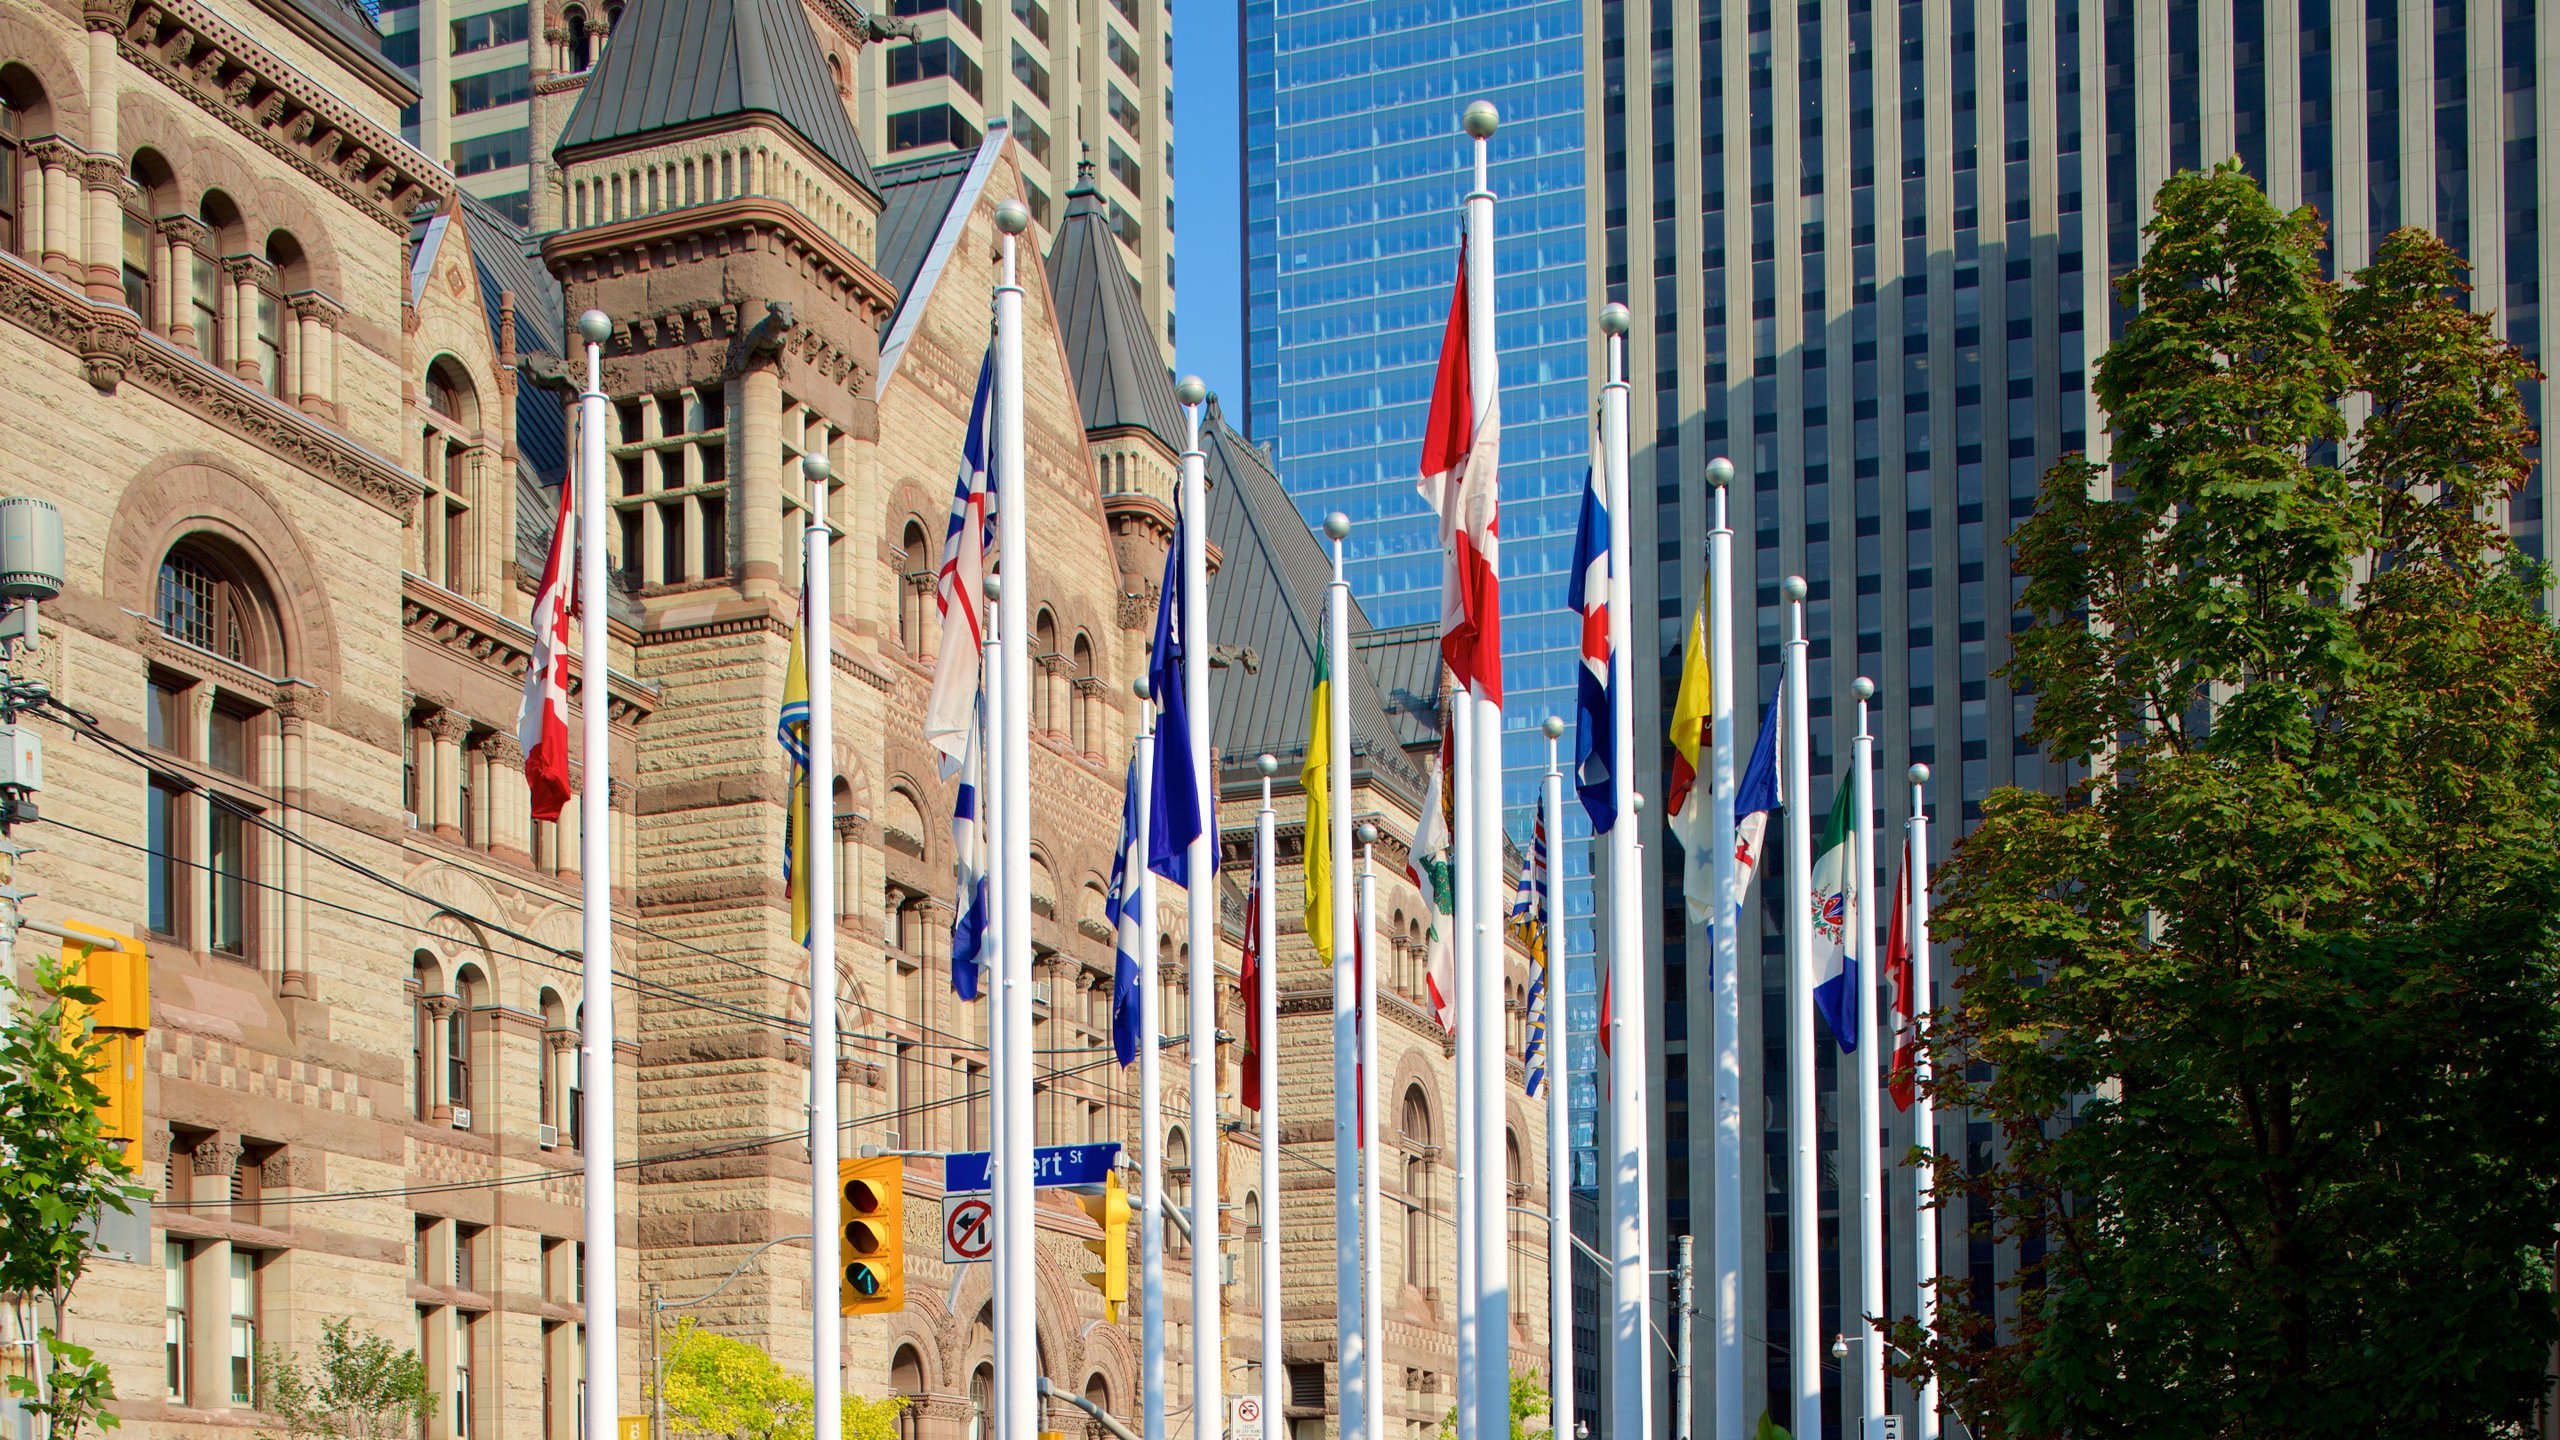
[0,0,1547,1435]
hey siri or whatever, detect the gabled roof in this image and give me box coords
[1044,166,1181,450]
[553,0,877,199]
[874,123,1011,390]
[1203,400,1425,805]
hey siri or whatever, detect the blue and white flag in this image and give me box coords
[1809,763,1859,1051]
[1734,684,1783,911]
[1145,507,1202,886]
[1105,751,1145,1066]
[1567,454,1615,833]
[947,693,989,1000]
[924,351,997,775]
[1513,809,1552,1095]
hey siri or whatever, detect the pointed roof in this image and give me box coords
[1044,160,1181,450]
[554,0,877,199]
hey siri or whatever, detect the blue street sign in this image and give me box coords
[944,1141,1122,1196]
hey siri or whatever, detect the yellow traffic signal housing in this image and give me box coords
[1078,1171,1131,1321]
[838,1155,904,1315]
[59,924,147,1177]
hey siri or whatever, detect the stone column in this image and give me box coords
[27,138,78,281]
[424,712,470,840]
[222,255,270,385]
[608,778,635,895]
[80,0,121,303]
[273,687,313,1000]
[421,995,457,1123]
[556,767,581,882]
[157,214,208,348]
[477,732,531,865]
[544,1027,578,1141]
[737,365,782,589]
[286,291,343,419]
[185,1133,241,1408]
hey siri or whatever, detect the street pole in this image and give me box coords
[1780,577,1818,1440]
[991,198,1037,1440]
[1176,377,1222,1440]
[1907,766,1939,1440]
[1675,1236,1695,1440]
[572,306,619,1440]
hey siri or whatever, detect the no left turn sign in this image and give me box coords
[943,1195,994,1263]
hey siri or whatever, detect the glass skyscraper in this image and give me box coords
[1594,0,2552,1434]
[1242,0,1600,1172]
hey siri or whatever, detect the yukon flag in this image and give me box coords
[1886,843,1917,1110]
[778,605,811,949]
[923,352,996,773]
[1105,753,1144,1066]
[1663,579,1713,922]
[1239,875,1265,1110]
[1809,767,1860,1051]
[1734,686,1782,908]
[516,478,575,822]
[1512,810,1550,1096]
[1408,716,1458,1033]
[948,697,988,1000]
[1567,451,1614,833]
[1416,251,1503,702]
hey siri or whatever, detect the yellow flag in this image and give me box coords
[780,615,811,947]
[1668,577,1711,781]
[1301,639,1332,956]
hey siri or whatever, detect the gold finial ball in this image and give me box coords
[1324,512,1353,541]
[1542,715,1567,740]
[801,452,831,484]
[1783,575,1809,602]
[1851,676,1874,702]
[576,309,613,345]
[1258,753,1279,777]
[994,200,1031,235]
[1463,101,1500,138]
[1909,763,1931,785]
[1177,375,1209,406]
[1706,456,1736,488]
[1598,303,1631,337]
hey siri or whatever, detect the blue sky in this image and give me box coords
[1171,0,1245,400]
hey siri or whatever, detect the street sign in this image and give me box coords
[1874,1418,1902,1440]
[944,1141,1123,1195]
[943,1194,996,1264]
[1230,1396,1263,1440]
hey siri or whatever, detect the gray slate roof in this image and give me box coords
[1044,173,1181,449]
[553,0,877,199]
[1204,400,1429,806]
[874,148,977,307]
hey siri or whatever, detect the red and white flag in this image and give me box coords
[1239,876,1264,1112]
[1416,252,1502,703]
[516,478,575,822]
[1887,843,1918,1111]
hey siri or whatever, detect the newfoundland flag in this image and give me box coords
[1566,454,1614,833]
[1146,508,1202,886]
[1106,752,1145,1066]
[1808,767,1860,1050]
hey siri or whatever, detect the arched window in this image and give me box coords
[1165,1125,1190,1250]
[0,66,47,259]
[1506,1128,1526,1310]
[896,518,930,655]
[449,965,484,1127]
[565,7,592,71]
[194,189,247,369]
[257,231,305,396]
[1238,1189,1263,1309]
[966,1362,992,1440]
[538,988,566,1136]
[885,786,927,859]
[420,357,481,595]
[123,150,175,329]
[889,1347,925,1440]
[1069,633,1096,755]
[1083,1372,1111,1416]
[147,538,278,962]
[411,954,440,1120]
[1401,1086,1433,1287]
[1032,609,1060,735]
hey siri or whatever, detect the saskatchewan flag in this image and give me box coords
[1302,639,1333,957]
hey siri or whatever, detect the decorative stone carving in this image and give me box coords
[190,1132,243,1177]
[423,711,472,743]
[476,732,525,768]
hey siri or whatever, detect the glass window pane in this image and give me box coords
[148,781,180,936]
[208,806,246,955]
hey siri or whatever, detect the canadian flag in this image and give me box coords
[1416,251,1502,703]
[516,478,575,822]
[1887,844,1918,1111]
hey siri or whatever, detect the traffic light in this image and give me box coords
[837,1155,904,1315]
[60,924,147,1177]
[1077,1170,1130,1321]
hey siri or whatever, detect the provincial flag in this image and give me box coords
[1886,842,1917,1111]
[1408,712,1457,1034]
[515,476,575,822]
[1146,506,1202,886]
[1664,578,1713,922]
[1239,874,1265,1111]
[1512,809,1551,1096]
[1416,250,1503,703]
[1567,452,1614,833]
[923,351,997,775]
[1809,766,1860,1051]
[948,694,989,1000]
[1302,640,1334,958]
[1105,753,1145,1066]
[778,604,811,949]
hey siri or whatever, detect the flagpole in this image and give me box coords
[1138,690,1165,1440]
[804,447,842,1440]
[1255,755,1283,1440]
[1702,453,1741,1440]
[1538,717,1571,1440]
[1174,377,1223,1440]
[571,307,618,1440]
[981,576,1008,1434]
[1600,295,1651,1440]
[1779,576,1818,1440]
[1323,512,1365,1440]
[991,198,1037,1440]
[1905,765,1938,1440]
[1850,678,1884,1439]
[1357,821,1385,1440]
[1452,667,1477,1440]
[1458,98,1511,1440]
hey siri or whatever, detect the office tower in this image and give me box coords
[381,0,540,222]
[853,0,1178,357]
[1598,0,2551,1431]
[1241,0,1602,1181]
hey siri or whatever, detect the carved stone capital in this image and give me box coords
[423,711,472,743]
[220,252,276,287]
[421,994,459,1020]
[286,288,345,326]
[260,1149,320,1190]
[476,732,525,768]
[25,136,81,171]
[77,155,136,196]
[145,1128,174,1165]
[608,779,634,809]
[545,1027,580,1054]
[190,1133,242,1177]
[157,213,212,253]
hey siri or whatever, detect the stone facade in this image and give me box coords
[0,2,1551,1439]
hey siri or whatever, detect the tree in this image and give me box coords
[256,1317,436,1440]
[1901,159,2560,1437]
[0,952,153,1440]
[654,1319,906,1440]
[1434,1370,1550,1440]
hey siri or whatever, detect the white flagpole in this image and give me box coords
[1138,693,1165,1440]
[1850,679,1884,1439]
[1358,823,1384,1440]
[1538,717,1570,1440]
[981,579,1008,1435]
[991,199,1037,1440]
[1779,577,1818,1440]
[1600,286,1651,1440]
[1323,513,1364,1440]
[1176,378,1223,1440]
[1704,454,1741,1440]
[1453,679,1476,1440]
[571,307,618,1440]
[1459,97,1511,1440]
[805,447,842,1440]
[1255,755,1283,1440]
[1906,765,1939,1440]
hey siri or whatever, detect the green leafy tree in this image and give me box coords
[0,952,153,1440]
[256,1317,436,1440]
[654,1319,906,1440]
[1434,1369,1549,1440]
[1899,157,2560,1437]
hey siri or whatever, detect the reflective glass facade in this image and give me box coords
[1243,0,1599,1173]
